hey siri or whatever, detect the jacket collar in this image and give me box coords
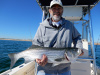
[42,17,66,28]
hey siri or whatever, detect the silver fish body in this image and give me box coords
[8,45,81,69]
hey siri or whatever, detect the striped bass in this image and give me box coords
[8,45,81,69]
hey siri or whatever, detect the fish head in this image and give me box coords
[64,48,81,62]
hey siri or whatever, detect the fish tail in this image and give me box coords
[8,53,18,69]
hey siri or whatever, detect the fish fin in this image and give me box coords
[52,63,59,67]
[55,58,65,62]
[8,53,18,69]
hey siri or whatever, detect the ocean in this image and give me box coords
[0,40,100,73]
[0,40,32,73]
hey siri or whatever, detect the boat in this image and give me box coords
[0,0,100,75]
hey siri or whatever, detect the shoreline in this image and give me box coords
[94,43,100,45]
[0,38,32,42]
[0,38,100,45]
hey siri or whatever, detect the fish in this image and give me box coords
[8,45,81,69]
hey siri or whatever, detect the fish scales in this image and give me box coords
[8,45,81,69]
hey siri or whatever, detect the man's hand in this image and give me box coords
[36,54,48,66]
[79,50,84,56]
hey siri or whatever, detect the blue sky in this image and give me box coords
[0,0,100,42]
[0,0,42,40]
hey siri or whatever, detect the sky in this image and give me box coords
[0,0,100,42]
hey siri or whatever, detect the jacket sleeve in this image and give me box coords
[32,24,44,46]
[72,24,83,49]
[73,36,83,49]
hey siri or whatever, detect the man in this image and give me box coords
[32,0,84,75]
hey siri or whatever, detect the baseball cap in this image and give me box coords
[50,0,63,8]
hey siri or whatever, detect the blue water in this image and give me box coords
[0,40,32,73]
[0,40,100,73]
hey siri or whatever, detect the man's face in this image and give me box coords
[49,4,63,22]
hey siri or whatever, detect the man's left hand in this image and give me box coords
[79,50,84,56]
